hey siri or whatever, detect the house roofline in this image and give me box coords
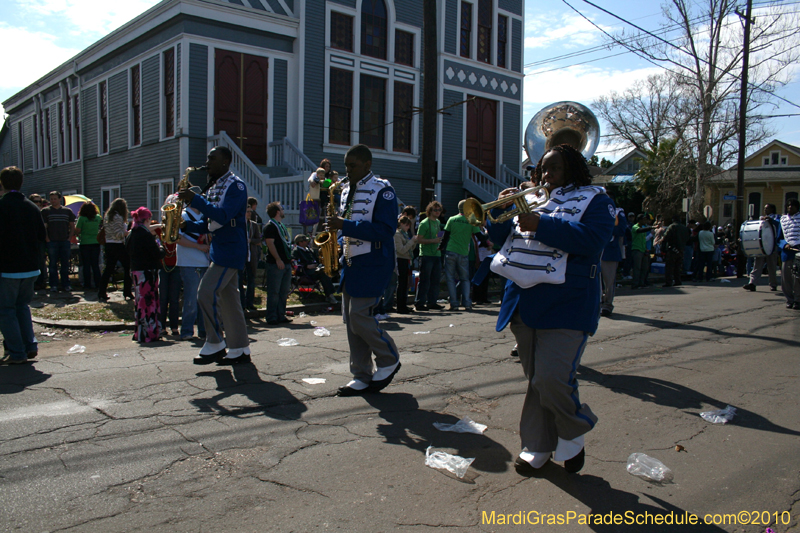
[2,0,298,112]
[741,138,800,167]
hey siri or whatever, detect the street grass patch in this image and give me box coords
[32,301,136,322]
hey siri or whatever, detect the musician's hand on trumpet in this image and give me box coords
[498,187,519,209]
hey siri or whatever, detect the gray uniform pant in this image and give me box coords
[342,289,399,383]
[510,313,597,453]
[600,260,618,312]
[748,252,778,287]
[781,257,800,305]
[198,263,249,350]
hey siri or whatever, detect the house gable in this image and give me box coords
[744,139,800,169]
[603,148,647,176]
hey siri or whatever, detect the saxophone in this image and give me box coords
[313,179,346,277]
[163,166,206,244]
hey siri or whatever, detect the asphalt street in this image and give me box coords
[1,280,799,532]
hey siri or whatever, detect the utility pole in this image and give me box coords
[420,0,438,209]
[734,0,753,277]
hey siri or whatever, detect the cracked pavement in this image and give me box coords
[1,282,799,532]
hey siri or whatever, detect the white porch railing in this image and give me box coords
[208,131,269,198]
[500,164,524,188]
[463,160,509,203]
[262,174,309,215]
[269,137,316,175]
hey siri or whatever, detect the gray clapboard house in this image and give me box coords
[2,0,524,223]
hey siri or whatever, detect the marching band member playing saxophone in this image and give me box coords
[177,146,251,365]
[485,144,615,475]
[326,145,401,397]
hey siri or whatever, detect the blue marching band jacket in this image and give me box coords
[483,185,616,335]
[184,171,249,271]
[337,172,399,298]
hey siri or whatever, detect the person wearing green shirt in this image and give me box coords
[74,201,103,290]
[631,214,652,289]
[414,201,444,311]
[444,199,480,311]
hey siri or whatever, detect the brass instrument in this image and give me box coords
[524,101,600,165]
[462,186,550,227]
[163,166,206,244]
[313,179,346,277]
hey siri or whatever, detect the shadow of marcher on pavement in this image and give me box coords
[0,363,51,394]
[607,313,800,350]
[191,363,307,420]
[532,468,729,533]
[363,392,512,474]
[579,366,800,437]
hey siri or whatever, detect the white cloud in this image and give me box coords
[15,0,160,38]
[524,12,612,50]
[0,24,81,95]
[523,63,663,110]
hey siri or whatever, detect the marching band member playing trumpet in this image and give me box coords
[484,144,615,475]
[177,146,251,365]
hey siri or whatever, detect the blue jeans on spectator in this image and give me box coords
[239,260,257,309]
[415,255,442,307]
[159,268,182,333]
[695,251,714,281]
[47,240,72,290]
[79,244,102,289]
[180,266,207,338]
[0,275,37,360]
[445,251,471,308]
[266,263,292,322]
[632,250,649,288]
[376,270,397,314]
[36,242,47,287]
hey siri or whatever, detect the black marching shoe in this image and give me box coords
[367,362,402,392]
[193,349,226,365]
[218,353,251,365]
[742,283,756,292]
[564,447,585,473]
[514,457,550,477]
[337,385,369,397]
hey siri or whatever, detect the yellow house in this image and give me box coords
[705,139,800,223]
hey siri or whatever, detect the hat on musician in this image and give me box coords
[294,234,309,245]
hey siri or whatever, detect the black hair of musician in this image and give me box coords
[213,145,233,164]
[765,203,776,214]
[346,144,372,163]
[532,144,592,187]
[0,166,23,190]
[788,198,800,210]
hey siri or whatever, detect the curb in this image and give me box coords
[33,301,341,331]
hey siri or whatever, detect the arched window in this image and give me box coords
[361,0,387,60]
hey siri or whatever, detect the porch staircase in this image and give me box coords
[463,161,524,203]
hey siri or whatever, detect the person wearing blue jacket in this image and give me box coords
[327,145,400,396]
[178,146,250,365]
[600,200,626,317]
[486,144,615,476]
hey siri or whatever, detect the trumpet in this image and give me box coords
[462,186,550,226]
[163,165,206,244]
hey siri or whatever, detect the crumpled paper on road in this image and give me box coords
[433,416,487,435]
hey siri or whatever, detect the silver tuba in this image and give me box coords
[524,101,600,166]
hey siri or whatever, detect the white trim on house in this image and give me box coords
[147,178,175,217]
[100,185,122,216]
[322,1,422,156]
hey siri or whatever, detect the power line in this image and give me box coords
[574,0,800,110]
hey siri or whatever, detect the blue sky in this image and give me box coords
[1,0,798,163]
